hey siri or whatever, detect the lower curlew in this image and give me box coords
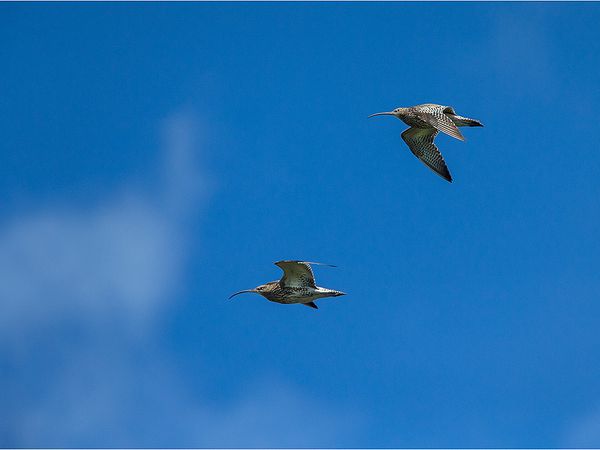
[229,260,346,309]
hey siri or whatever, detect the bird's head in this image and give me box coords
[228,282,274,300]
[368,107,402,119]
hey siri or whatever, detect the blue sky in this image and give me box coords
[2,2,600,447]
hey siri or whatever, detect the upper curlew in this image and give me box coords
[369,103,483,182]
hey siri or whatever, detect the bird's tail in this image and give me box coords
[327,289,346,297]
[448,114,484,127]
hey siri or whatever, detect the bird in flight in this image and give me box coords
[229,260,346,309]
[369,103,483,182]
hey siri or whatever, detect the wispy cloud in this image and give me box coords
[459,9,559,104]
[564,405,600,447]
[0,113,205,348]
[13,349,357,447]
[0,112,359,447]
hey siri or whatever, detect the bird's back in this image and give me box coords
[413,103,443,110]
[412,103,453,114]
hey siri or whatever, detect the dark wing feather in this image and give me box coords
[401,127,452,182]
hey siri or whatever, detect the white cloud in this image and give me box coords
[0,112,359,447]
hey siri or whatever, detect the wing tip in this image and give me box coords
[438,171,453,183]
[306,261,337,268]
[275,260,336,267]
[453,130,465,141]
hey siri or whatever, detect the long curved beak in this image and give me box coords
[368,111,395,118]
[228,289,257,300]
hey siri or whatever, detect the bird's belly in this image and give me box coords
[270,288,318,304]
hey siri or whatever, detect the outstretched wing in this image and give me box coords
[415,104,464,141]
[401,127,452,182]
[274,260,335,289]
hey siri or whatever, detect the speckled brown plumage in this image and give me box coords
[229,260,345,310]
[369,103,483,182]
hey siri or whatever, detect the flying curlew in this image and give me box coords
[229,260,346,309]
[369,103,483,182]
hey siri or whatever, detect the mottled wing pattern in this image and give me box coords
[414,104,465,141]
[401,127,452,182]
[275,260,317,289]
